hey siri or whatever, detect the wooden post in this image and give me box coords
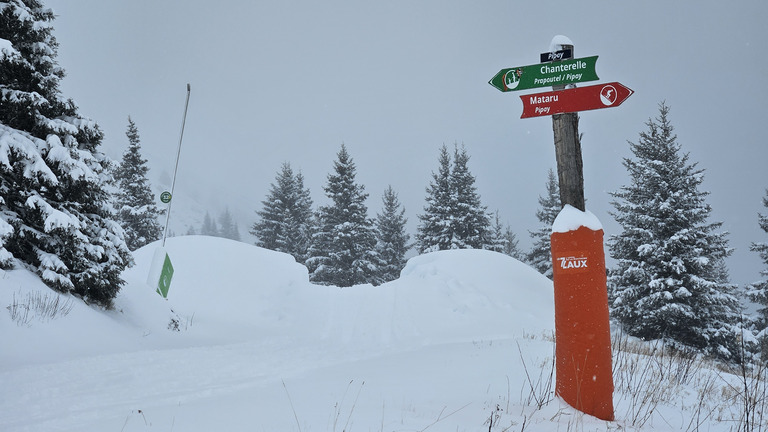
[551,43,585,211]
[552,112,584,211]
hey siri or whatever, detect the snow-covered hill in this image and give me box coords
[0,236,760,431]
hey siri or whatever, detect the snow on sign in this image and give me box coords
[488,56,599,92]
[519,81,634,118]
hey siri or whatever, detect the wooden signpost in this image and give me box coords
[490,37,632,421]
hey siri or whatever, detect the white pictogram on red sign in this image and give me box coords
[600,85,617,106]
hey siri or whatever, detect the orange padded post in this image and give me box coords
[550,224,614,421]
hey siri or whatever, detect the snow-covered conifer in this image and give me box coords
[526,169,560,278]
[486,211,508,253]
[375,186,411,283]
[284,171,314,263]
[417,144,490,253]
[747,189,768,335]
[0,1,131,307]
[201,211,219,236]
[218,207,241,241]
[608,102,740,361]
[308,144,380,286]
[251,163,313,263]
[450,145,491,250]
[113,117,163,251]
[503,225,522,260]
[416,145,453,253]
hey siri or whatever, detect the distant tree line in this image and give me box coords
[250,143,528,287]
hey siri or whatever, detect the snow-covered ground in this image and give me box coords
[0,236,760,431]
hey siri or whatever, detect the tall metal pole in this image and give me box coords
[162,83,191,247]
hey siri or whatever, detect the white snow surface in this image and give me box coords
[0,236,746,431]
[552,204,603,233]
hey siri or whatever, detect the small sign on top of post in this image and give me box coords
[540,48,572,63]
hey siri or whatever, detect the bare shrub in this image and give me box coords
[719,341,768,432]
[612,330,708,428]
[7,290,75,326]
[517,341,555,411]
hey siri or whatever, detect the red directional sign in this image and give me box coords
[520,82,633,119]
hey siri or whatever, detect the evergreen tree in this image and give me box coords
[486,210,508,253]
[284,171,314,263]
[201,211,218,236]
[503,225,523,260]
[608,102,740,361]
[375,186,411,283]
[416,145,453,253]
[113,117,163,251]
[416,144,490,253]
[308,144,380,286]
[747,189,768,335]
[450,145,491,249]
[0,1,131,307]
[526,169,561,278]
[217,207,241,241]
[251,163,313,263]
[485,210,523,259]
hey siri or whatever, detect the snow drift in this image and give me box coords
[1,236,561,431]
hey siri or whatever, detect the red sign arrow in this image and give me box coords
[520,82,633,118]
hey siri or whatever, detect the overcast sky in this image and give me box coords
[45,0,767,285]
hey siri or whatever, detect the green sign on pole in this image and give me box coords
[488,56,599,92]
[160,191,172,204]
[156,253,174,298]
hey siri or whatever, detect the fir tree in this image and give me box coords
[201,211,219,236]
[526,168,561,278]
[217,207,241,241]
[503,225,522,260]
[308,144,380,286]
[113,117,163,251]
[608,102,740,361]
[416,144,490,253]
[375,186,411,283]
[486,210,508,253]
[486,210,522,259]
[747,189,768,335]
[284,171,314,263]
[450,145,491,249]
[0,1,131,307]
[416,145,453,253]
[251,163,313,263]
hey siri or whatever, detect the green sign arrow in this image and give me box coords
[156,252,174,298]
[489,56,599,92]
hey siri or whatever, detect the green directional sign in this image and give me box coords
[156,253,174,298]
[489,56,599,92]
